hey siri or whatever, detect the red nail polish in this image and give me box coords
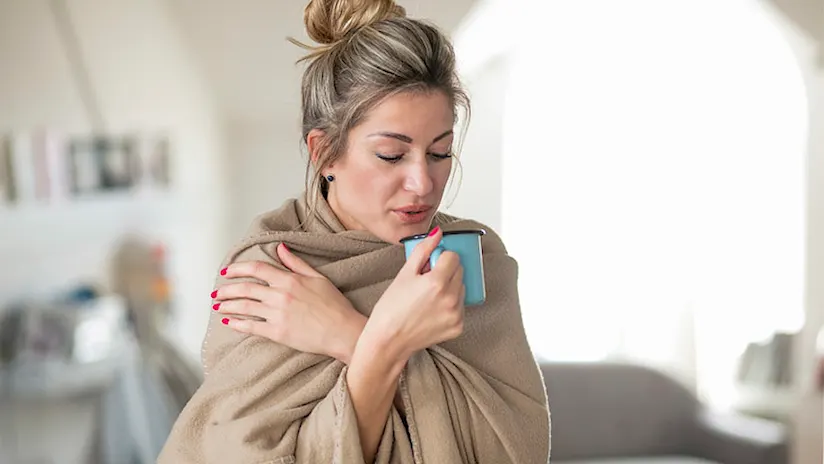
[221,318,229,325]
[428,226,440,237]
[220,268,227,276]
[210,290,218,299]
[212,303,220,311]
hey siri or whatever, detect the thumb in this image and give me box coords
[277,243,323,278]
[403,226,443,276]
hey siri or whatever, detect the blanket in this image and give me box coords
[158,192,550,463]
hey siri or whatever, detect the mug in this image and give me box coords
[400,229,487,307]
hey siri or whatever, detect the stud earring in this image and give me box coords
[325,174,335,182]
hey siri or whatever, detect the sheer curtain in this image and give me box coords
[456,0,807,406]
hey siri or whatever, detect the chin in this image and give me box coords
[368,222,426,244]
[367,210,437,243]
[393,222,434,243]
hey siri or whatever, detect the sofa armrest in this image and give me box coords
[693,409,789,464]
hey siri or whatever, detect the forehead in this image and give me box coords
[356,90,454,135]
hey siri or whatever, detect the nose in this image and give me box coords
[403,159,434,196]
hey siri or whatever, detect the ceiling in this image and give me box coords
[165,0,479,126]
[767,0,824,65]
[163,0,821,127]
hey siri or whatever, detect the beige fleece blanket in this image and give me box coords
[158,193,550,464]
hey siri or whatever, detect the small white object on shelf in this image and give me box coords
[732,383,800,421]
[0,295,129,401]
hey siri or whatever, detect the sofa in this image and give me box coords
[540,362,789,464]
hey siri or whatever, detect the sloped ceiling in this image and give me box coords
[165,0,478,126]
[767,0,824,66]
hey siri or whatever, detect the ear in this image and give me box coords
[306,129,326,168]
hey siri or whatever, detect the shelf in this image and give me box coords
[0,356,122,401]
[0,295,130,401]
[731,383,801,420]
[0,190,180,252]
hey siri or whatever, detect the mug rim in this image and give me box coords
[399,228,487,244]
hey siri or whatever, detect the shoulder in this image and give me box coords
[434,211,508,255]
[243,197,303,237]
[215,197,302,271]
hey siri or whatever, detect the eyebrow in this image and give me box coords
[368,130,453,144]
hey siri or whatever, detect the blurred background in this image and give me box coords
[0,0,821,463]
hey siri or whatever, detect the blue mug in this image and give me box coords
[400,229,487,307]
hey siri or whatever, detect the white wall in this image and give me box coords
[0,0,228,361]
[776,8,824,464]
[761,3,824,463]
[224,120,306,241]
[441,55,508,231]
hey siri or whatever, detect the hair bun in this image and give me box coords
[304,0,406,45]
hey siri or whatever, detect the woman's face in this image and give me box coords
[315,90,455,243]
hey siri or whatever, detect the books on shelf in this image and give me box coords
[0,130,173,207]
[0,135,13,205]
[735,331,796,388]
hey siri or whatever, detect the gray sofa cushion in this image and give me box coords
[541,363,699,460]
[540,361,789,464]
[555,457,719,464]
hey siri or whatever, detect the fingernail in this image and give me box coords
[428,226,440,237]
[210,290,218,299]
[282,243,290,252]
[212,303,220,311]
[220,268,227,276]
[221,318,229,325]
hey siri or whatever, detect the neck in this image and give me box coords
[326,188,364,232]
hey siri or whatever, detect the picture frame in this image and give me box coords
[0,134,15,204]
[68,135,140,195]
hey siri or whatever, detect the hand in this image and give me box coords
[363,226,465,361]
[214,243,367,364]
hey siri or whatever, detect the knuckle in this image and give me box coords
[267,312,287,337]
[242,300,258,314]
[234,300,249,312]
[275,291,293,307]
[250,261,266,275]
[239,283,255,296]
[269,324,286,341]
[428,277,446,294]
[449,319,464,338]
[283,275,299,292]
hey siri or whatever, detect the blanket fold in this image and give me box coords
[158,193,550,464]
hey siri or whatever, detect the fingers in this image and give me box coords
[433,252,464,310]
[276,243,323,278]
[447,263,465,309]
[221,257,311,293]
[431,250,461,279]
[403,226,443,277]
[221,317,270,338]
[212,281,275,302]
[214,298,270,320]
[222,260,291,286]
[447,261,464,293]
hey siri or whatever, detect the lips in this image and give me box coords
[395,205,432,214]
[393,205,433,224]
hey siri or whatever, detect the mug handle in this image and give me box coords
[429,245,444,270]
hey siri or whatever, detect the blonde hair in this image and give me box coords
[289,0,471,218]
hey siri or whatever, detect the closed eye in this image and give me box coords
[376,153,403,163]
[375,152,453,163]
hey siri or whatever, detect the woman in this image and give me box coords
[158,0,550,463]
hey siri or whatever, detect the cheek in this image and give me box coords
[433,161,454,189]
[343,165,397,206]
